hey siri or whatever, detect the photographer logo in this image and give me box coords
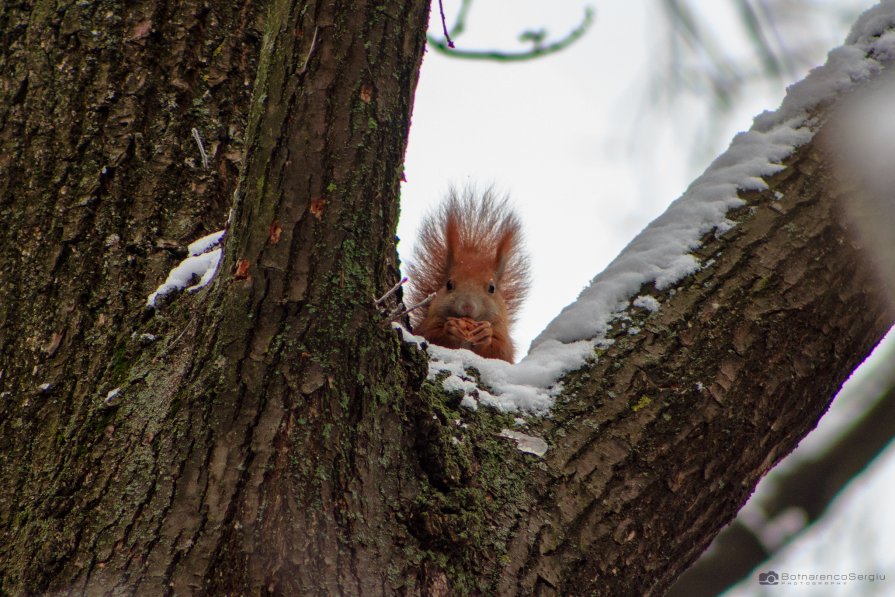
[756,570,886,587]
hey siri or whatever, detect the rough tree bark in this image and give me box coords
[669,381,895,597]
[0,1,892,596]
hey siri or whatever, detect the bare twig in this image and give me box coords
[427,6,594,62]
[383,292,434,326]
[375,277,407,306]
[191,128,208,168]
[437,0,456,48]
[299,26,319,74]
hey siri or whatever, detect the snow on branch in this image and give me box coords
[415,0,895,414]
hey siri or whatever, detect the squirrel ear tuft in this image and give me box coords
[494,226,516,279]
[445,209,461,271]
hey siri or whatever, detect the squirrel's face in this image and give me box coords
[434,259,508,324]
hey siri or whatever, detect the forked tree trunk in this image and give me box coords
[0,1,892,596]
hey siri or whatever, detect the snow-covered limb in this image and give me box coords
[415,0,895,413]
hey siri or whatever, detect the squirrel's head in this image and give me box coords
[430,215,515,325]
[407,187,530,330]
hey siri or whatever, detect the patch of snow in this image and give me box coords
[147,230,226,308]
[632,295,660,313]
[460,395,479,411]
[137,333,157,345]
[425,340,593,413]
[146,249,222,307]
[104,387,123,407]
[498,429,549,457]
[188,229,226,256]
[395,324,427,350]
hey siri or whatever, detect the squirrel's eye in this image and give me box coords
[488,282,496,294]
[446,279,454,291]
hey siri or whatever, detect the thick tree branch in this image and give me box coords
[488,131,893,594]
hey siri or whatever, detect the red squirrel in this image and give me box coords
[406,188,530,362]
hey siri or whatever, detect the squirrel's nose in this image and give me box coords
[458,302,474,317]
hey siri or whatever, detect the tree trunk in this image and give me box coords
[0,0,264,593]
[0,2,892,596]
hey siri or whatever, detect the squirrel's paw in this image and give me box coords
[444,317,470,343]
[466,320,493,347]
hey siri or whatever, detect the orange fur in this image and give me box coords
[406,188,530,362]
